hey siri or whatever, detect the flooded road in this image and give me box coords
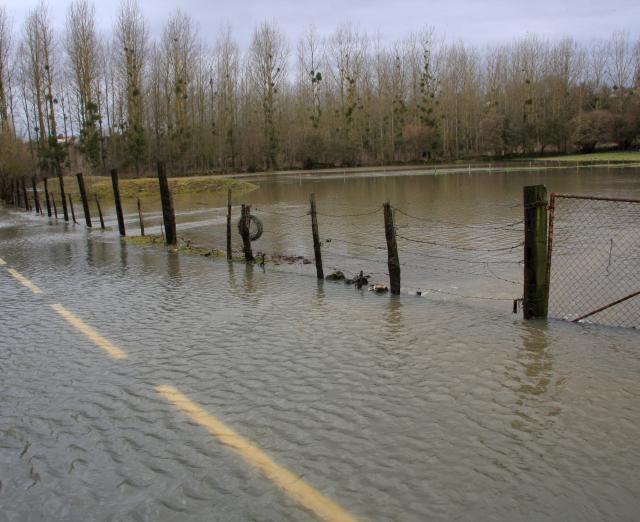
[1,166,640,521]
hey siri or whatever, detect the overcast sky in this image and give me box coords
[3,0,640,49]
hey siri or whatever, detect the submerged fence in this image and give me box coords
[2,167,639,329]
[547,194,640,328]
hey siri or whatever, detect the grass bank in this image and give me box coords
[537,151,640,162]
[42,174,257,200]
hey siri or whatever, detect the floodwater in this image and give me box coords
[1,165,639,521]
[108,164,640,311]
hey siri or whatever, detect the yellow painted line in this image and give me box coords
[7,268,42,294]
[50,304,127,360]
[156,385,358,522]
[0,257,6,265]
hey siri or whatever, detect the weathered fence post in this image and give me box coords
[43,177,52,217]
[76,173,92,227]
[11,179,17,207]
[157,162,177,246]
[31,177,42,214]
[52,193,58,218]
[58,168,69,221]
[137,198,145,236]
[523,185,548,319]
[226,188,232,260]
[309,193,324,279]
[94,195,105,230]
[68,194,78,224]
[111,168,126,236]
[21,178,30,211]
[240,204,254,261]
[383,202,401,295]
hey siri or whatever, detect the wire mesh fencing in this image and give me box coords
[548,194,640,328]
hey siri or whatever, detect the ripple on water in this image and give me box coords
[1,182,640,521]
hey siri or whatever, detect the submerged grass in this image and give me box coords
[538,151,640,162]
[41,174,257,201]
[125,235,236,259]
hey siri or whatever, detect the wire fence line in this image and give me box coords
[295,200,526,304]
[14,179,526,307]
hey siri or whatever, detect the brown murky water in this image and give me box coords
[1,165,639,521]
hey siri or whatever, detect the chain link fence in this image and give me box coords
[548,194,640,328]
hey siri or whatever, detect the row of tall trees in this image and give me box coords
[1,0,639,182]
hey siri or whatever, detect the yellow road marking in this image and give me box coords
[50,304,127,360]
[7,268,42,294]
[0,257,6,265]
[156,385,358,522]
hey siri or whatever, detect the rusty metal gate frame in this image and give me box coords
[546,193,640,323]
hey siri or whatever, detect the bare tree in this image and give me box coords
[66,0,100,169]
[115,0,147,174]
[248,21,288,170]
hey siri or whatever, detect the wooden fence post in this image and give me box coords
[68,194,78,224]
[240,204,254,261]
[111,168,126,236]
[157,162,177,246]
[43,177,52,217]
[309,193,324,279]
[31,177,42,214]
[523,185,548,319]
[95,195,105,230]
[11,179,17,207]
[137,198,145,236]
[76,173,92,227]
[226,188,232,260]
[52,193,58,218]
[383,202,401,295]
[21,178,30,211]
[58,168,69,221]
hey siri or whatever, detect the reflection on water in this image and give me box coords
[166,252,182,285]
[508,321,561,437]
[119,238,128,274]
[243,261,256,294]
[383,296,403,335]
[518,322,554,397]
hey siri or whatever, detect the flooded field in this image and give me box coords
[96,164,640,311]
[1,165,639,521]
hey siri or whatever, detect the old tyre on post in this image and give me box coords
[237,214,263,241]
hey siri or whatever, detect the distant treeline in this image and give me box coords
[0,1,639,181]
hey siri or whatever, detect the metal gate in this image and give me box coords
[547,194,640,328]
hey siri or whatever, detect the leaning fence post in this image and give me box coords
[21,178,30,211]
[309,193,324,279]
[383,202,401,295]
[111,168,126,237]
[137,198,145,236]
[226,188,232,260]
[523,185,549,319]
[240,204,254,261]
[68,193,78,224]
[43,177,52,217]
[76,172,92,227]
[52,193,58,218]
[58,168,69,221]
[94,194,105,230]
[31,176,42,214]
[157,162,177,246]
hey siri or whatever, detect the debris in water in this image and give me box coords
[326,271,346,281]
[369,283,389,293]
